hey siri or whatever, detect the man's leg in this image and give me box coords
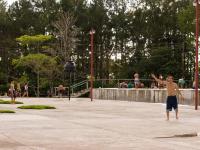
[175,109,178,120]
[11,92,14,104]
[13,92,16,104]
[166,111,169,121]
[13,97,16,104]
[11,97,14,104]
[174,97,178,120]
[166,97,170,121]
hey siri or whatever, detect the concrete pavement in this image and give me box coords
[0,98,200,149]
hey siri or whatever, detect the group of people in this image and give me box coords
[119,73,144,88]
[120,73,188,90]
[151,74,165,88]
[8,81,29,104]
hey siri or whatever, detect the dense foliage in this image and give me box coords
[0,0,196,95]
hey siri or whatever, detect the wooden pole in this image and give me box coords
[195,0,199,110]
[90,29,95,101]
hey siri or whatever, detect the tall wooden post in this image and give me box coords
[195,0,199,110]
[90,29,95,101]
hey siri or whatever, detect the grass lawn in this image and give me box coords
[18,105,56,109]
[0,99,23,104]
[0,110,15,113]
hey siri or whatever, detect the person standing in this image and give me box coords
[158,74,164,88]
[151,74,184,121]
[128,81,133,88]
[134,73,140,88]
[58,84,65,98]
[23,83,29,97]
[178,77,185,88]
[16,82,21,97]
[9,81,16,104]
[193,80,195,89]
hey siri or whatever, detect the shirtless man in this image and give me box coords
[151,74,184,121]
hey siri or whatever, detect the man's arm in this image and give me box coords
[151,74,166,85]
[175,84,184,101]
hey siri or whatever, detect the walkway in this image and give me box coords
[0,98,200,150]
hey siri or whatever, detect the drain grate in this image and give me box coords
[155,133,199,138]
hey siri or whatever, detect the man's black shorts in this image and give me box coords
[166,96,178,111]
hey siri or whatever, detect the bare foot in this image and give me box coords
[176,116,179,120]
[166,118,169,121]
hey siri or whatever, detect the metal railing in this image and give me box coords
[52,78,193,97]
[93,78,193,89]
[72,78,193,93]
[71,80,89,96]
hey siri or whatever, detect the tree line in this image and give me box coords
[0,0,196,95]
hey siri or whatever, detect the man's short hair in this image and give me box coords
[167,73,174,78]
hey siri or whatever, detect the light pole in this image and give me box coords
[194,0,199,110]
[90,29,95,101]
[64,61,75,101]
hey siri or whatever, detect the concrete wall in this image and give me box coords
[93,88,200,105]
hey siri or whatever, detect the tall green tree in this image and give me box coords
[16,34,53,96]
[13,54,58,96]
